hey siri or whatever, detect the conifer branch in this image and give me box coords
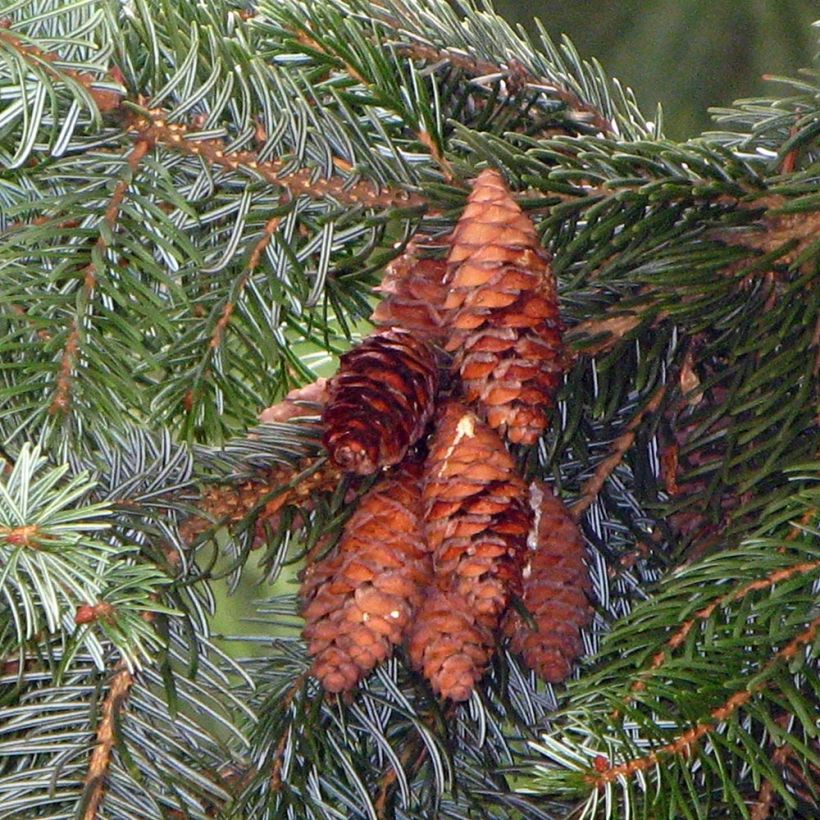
[713,195,820,271]
[269,672,308,792]
[48,138,150,417]
[586,617,819,788]
[390,40,616,136]
[615,556,820,717]
[751,738,797,820]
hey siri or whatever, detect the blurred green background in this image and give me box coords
[492,0,818,138]
[212,0,818,645]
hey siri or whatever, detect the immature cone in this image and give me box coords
[504,482,592,683]
[180,459,343,549]
[371,240,449,342]
[444,169,564,445]
[406,589,494,702]
[322,328,439,475]
[423,401,531,630]
[301,463,432,693]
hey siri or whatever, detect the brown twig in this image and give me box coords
[570,385,666,519]
[82,662,134,819]
[292,29,457,182]
[588,617,819,787]
[209,216,282,351]
[390,41,616,137]
[0,28,123,113]
[565,313,643,355]
[130,112,425,211]
[750,742,794,820]
[49,139,150,416]
[374,737,429,819]
[711,195,820,272]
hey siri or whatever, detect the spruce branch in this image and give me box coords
[0,445,168,668]
[50,138,151,420]
[588,617,818,788]
[0,1,817,816]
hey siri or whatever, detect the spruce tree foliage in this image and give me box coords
[0,0,817,817]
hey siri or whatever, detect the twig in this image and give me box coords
[570,385,666,519]
[82,662,134,819]
[565,313,643,355]
[374,737,428,819]
[588,617,819,787]
[0,28,123,113]
[292,29,456,182]
[209,217,283,351]
[49,139,151,416]
[711,195,820,272]
[130,112,425,211]
[750,742,793,820]
[390,41,616,136]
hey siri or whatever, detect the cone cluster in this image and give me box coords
[263,170,590,698]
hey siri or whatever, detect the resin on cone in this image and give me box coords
[504,482,592,683]
[422,401,531,631]
[371,239,449,342]
[301,463,432,693]
[322,328,439,475]
[406,588,494,702]
[444,169,564,445]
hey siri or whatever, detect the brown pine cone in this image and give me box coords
[322,328,440,475]
[371,240,449,342]
[504,482,592,683]
[423,401,531,630]
[444,169,564,445]
[301,464,432,693]
[180,458,341,547]
[406,588,494,702]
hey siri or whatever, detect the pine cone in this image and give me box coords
[423,401,531,629]
[301,464,432,693]
[504,482,592,683]
[444,169,564,445]
[406,589,494,702]
[322,328,440,475]
[371,240,449,342]
[180,458,341,547]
